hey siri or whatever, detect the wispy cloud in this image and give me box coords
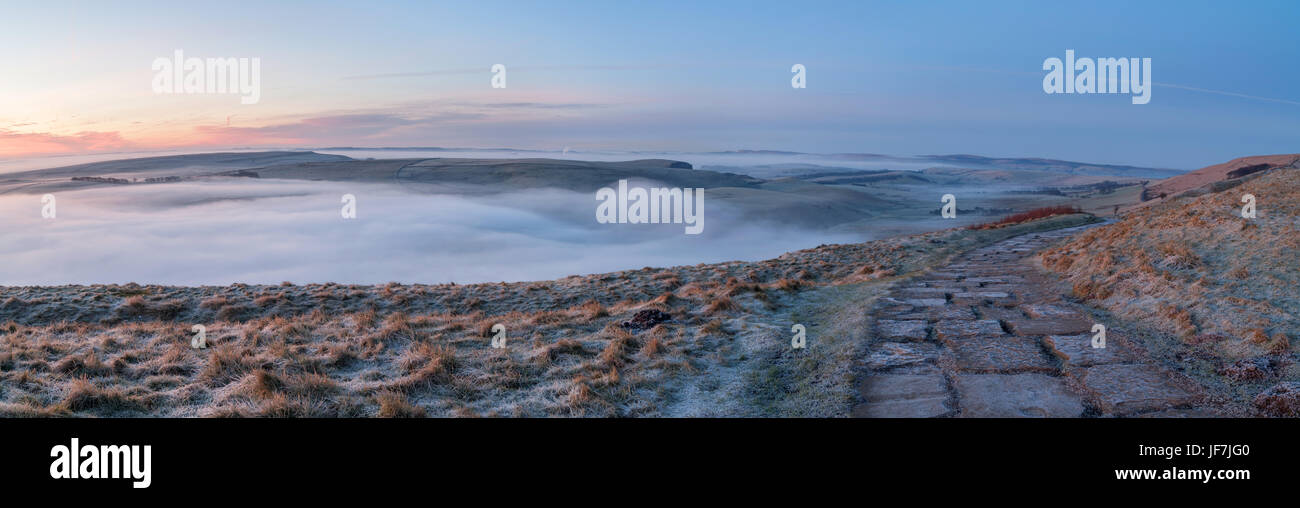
[340,64,694,81]
[478,102,608,110]
[1153,82,1300,107]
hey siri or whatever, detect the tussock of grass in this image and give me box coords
[704,296,738,315]
[61,378,154,413]
[375,391,425,418]
[578,300,609,321]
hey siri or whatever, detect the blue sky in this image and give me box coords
[1,0,1296,168]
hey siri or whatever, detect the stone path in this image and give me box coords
[853,224,1204,418]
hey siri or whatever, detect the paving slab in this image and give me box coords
[1044,334,1126,367]
[942,336,1057,373]
[950,291,1014,305]
[853,370,951,418]
[1080,364,1198,415]
[1007,317,1093,336]
[895,287,951,299]
[875,319,929,341]
[864,342,941,370]
[976,306,1027,322]
[935,319,1004,339]
[954,373,1084,417]
[929,306,977,320]
[1021,303,1087,320]
[965,276,1025,284]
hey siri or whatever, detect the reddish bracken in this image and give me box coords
[967,206,1083,230]
[1218,357,1273,382]
[1253,382,1300,417]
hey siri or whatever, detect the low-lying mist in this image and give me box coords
[0,179,863,286]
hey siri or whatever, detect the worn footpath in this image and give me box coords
[854,223,1208,418]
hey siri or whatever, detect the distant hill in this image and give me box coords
[917,154,1184,179]
[0,151,352,195]
[1138,154,1300,205]
[250,157,744,192]
[2,151,349,180]
[0,149,1183,235]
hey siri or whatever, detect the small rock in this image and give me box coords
[620,309,672,331]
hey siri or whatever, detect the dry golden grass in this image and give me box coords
[704,296,739,315]
[1041,169,1300,392]
[375,390,426,418]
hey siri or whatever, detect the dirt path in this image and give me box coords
[853,223,1208,418]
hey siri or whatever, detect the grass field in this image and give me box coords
[0,214,1098,417]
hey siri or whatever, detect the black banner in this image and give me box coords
[0,418,1285,496]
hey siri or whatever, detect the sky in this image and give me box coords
[1,0,1297,169]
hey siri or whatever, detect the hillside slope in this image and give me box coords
[1138,153,1300,205]
[1041,166,1300,412]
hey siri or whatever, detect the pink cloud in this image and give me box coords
[1,100,617,157]
[0,129,133,158]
